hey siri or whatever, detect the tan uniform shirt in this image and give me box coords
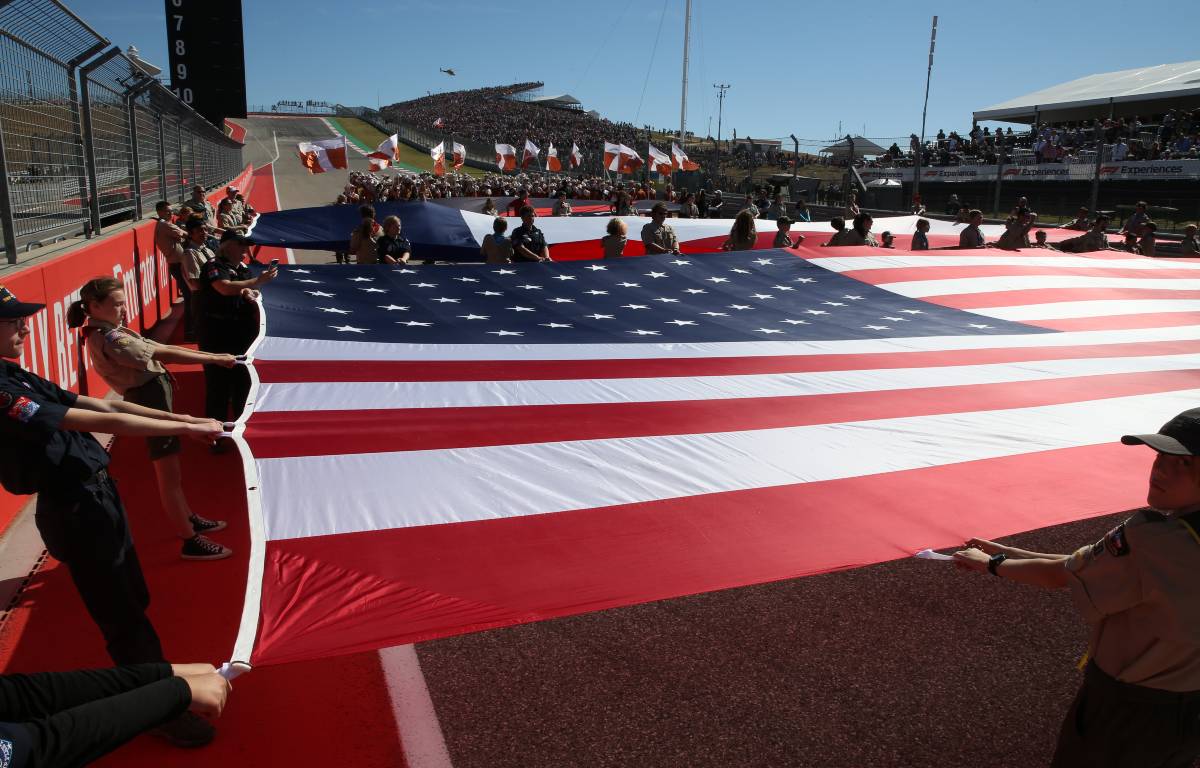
[189,198,215,222]
[350,227,380,265]
[183,243,215,283]
[218,212,242,230]
[839,230,877,247]
[601,234,627,259]
[154,218,185,265]
[640,222,678,253]
[84,320,166,395]
[1058,230,1110,253]
[1065,509,1200,692]
[552,201,572,217]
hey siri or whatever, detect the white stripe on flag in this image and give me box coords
[975,299,1200,321]
[808,255,1200,272]
[255,388,1200,540]
[252,352,1200,412]
[253,325,1200,362]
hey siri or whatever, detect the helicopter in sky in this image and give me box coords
[439,67,456,76]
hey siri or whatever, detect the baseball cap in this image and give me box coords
[184,217,208,231]
[220,230,252,244]
[1121,408,1200,455]
[0,285,45,318]
[226,185,238,193]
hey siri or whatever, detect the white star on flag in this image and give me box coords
[653,298,679,303]
[539,323,573,328]
[411,283,437,288]
[457,314,490,320]
[487,330,522,336]
[318,307,351,314]
[645,271,668,278]
[752,259,775,265]
[348,277,374,282]
[864,325,891,331]
[360,288,386,293]
[822,301,846,307]
[728,304,752,310]
[621,304,649,310]
[305,291,334,297]
[843,295,865,300]
[780,319,809,325]
[493,269,516,275]
[669,260,691,265]
[329,324,366,333]
[707,277,729,284]
[298,279,321,284]
[729,268,751,275]
[507,306,534,312]
[683,289,707,294]
[476,291,503,296]
[900,309,924,315]
[585,314,614,320]
[378,305,409,311]
[291,269,311,274]
[804,309,828,315]
[453,277,479,283]
[754,328,784,334]
[618,282,641,288]
[666,320,697,326]
[432,297,460,303]
[628,329,660,336]
[548,298,575,303]
[584,265,607,271]
[399,321,432,327]
[772,285,795,291]
[517,284,543,290]
[551,275,576,281]
[750,294,775,300]
[584,290,609,296]
[700,312,728,317]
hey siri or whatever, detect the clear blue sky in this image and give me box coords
[69,0,1200,149]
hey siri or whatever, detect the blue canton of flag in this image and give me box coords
[262,250,1050,344]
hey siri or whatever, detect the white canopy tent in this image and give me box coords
[974,60,1200,124]
[820,136,887,158]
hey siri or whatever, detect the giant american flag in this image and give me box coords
[229,245,1200,666]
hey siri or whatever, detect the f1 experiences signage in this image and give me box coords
[858,160,1200,183]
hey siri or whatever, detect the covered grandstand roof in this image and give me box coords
[820,136,886,158]
[524,93,582,109]
[974,60,1200,124]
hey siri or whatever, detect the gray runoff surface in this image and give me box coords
[232,116,369,264]
[231,118,1160,768]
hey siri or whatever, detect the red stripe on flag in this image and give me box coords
[254,339,1200,384]
[244,370,1200,458]
[249,442,1147,665]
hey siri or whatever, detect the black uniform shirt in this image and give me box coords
[510,224,547,262]
[199,258,251,322]
[376,234,412,263]
[0,361,108,495]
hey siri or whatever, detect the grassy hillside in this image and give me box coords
[328,116,486,177]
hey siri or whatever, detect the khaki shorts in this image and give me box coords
[123,374,181,460]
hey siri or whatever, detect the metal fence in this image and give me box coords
[0,0,244,264]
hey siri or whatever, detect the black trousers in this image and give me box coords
[197,318,255,422]
[34,473,163,667]
[0,663,189,768]
[1051,662,1200,768]
[166,263,193,337]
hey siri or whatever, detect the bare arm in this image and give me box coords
[72,394,207,425]
[965,538,1068,561]
[60,407,222,440]
[953,548,1070,590]
[210,266,277,297]
[152,346,236,367]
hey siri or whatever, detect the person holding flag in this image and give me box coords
[569,142,583,170]
[297,136,348,174]
[367,134,400,171]
[546,143,562,173]
[430,141,446,176]
[495,143,516,172]
[452,142,466,170]
[521,139,540,170]
[648,144,673,176]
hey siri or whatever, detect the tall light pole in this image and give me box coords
[679,0,691,148]
[912,16,937,205]
[714,83,730,183]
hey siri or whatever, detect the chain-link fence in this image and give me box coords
[0,0,244,265]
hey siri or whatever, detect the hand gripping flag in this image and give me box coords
[430,141,446,176]
[452,142,466,170]
[672,142,700,171]
[522,139,540,170]
[648,143,673,175]
[546,142,562,173]
[296,137,348,174]
[367,134,401,171]
[495,143,517,172]
[569,142,583,169]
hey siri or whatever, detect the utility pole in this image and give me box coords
[713,83,730,185]
[679,0,691,148]
[913,15,937,205]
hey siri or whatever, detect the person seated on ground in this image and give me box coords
[721,210,758,251]
[880,231,895,249]
[1062,207,1090,230]
[1138,221,1158,257]
[1182,225,1199,256]
[601,218,628,259]
[552,191,572,217]
[0,661,231,766]
[912,218,931,250]
[678,193,699,219]
[375,216,411,265]
[953,407,1200,768]
[1055,215,1113,253]
[823,216,850,247]
[511,206,551,262]
[996,209,1038,250]
[1122,201,1150,236]
[772,216,804,248]
[68,277,234,561]
[1033,230,1050,248]
[641,203,681,255]
[840,213,878,247]
[958,210,987,249]
[215,199,246,237]
[349,205,381,265]
[481,197,498,217]
[480,217,513,264]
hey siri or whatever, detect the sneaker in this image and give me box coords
[152,711,215,748]
[181,535,232,561]
[190,514,227,534]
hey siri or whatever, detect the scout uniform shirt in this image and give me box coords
[154,218,185,266]
[83,320,167,396]
[552,200,572,217]
[0,361,109,494]
[1065,509,1200,692]
[199,258,252,322]
[510,223,547,262]
[184,242,215,287]
[640,222,679,253]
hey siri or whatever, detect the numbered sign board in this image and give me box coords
[164,0,248,127]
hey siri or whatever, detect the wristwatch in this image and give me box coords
[987,553,1008,576]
